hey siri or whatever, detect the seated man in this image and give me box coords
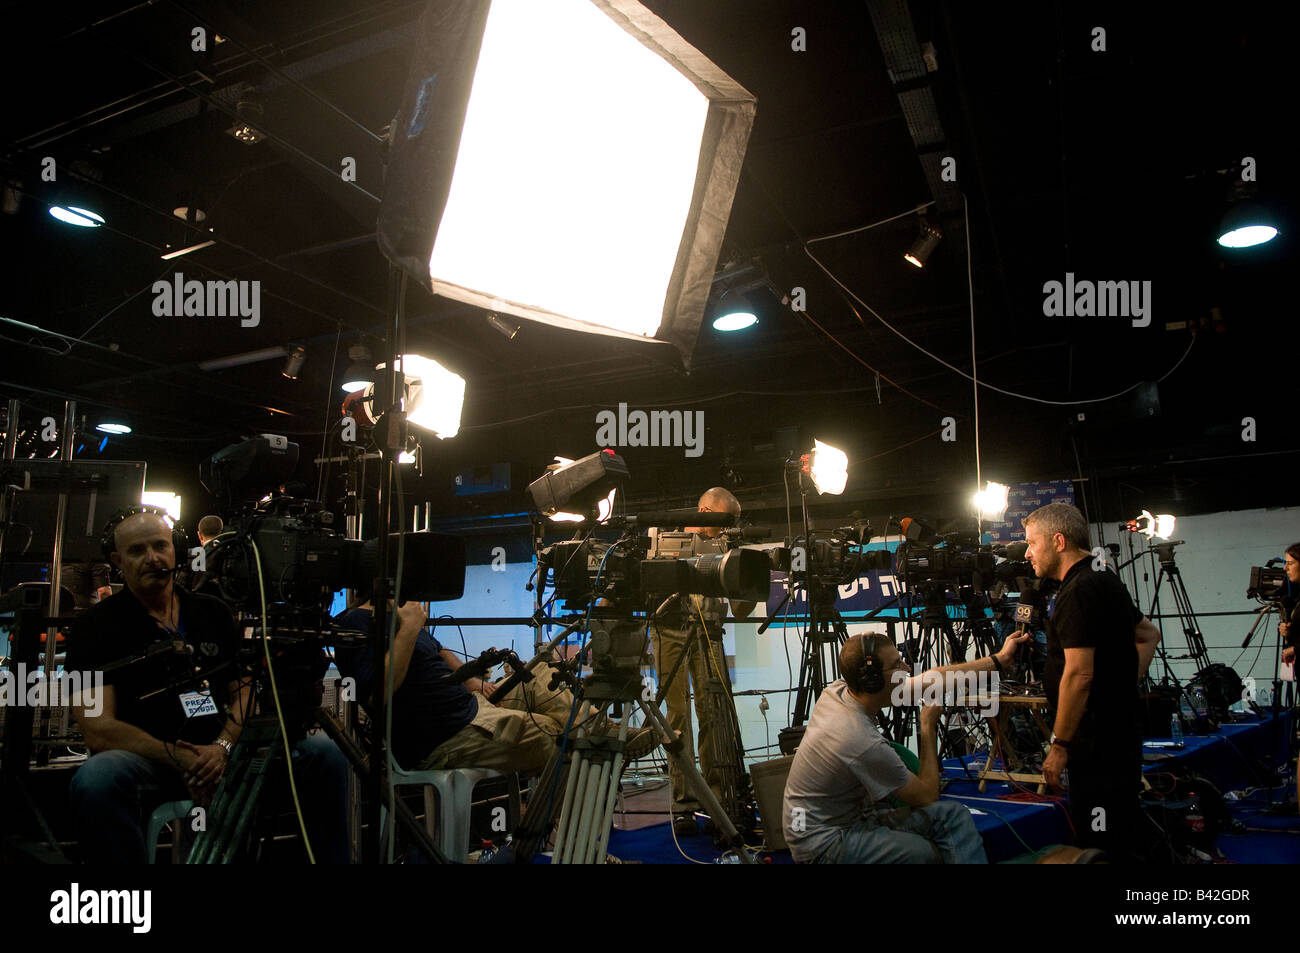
[66,507,349,863]
[782,630,1029,863]
[333,599,655,776]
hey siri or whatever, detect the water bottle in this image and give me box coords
[1170,712,1184,745]
[1192,686,1209,719]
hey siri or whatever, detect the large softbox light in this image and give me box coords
[377,0,756,369]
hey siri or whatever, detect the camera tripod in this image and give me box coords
[505,611,753,864]
[186,706,451,863]
[788,580,852,727]
[899,581,990,770]
[1117,539,1208,721]
[650,596,753,839]
[186,626,451,864]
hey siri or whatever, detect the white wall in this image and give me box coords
[1092,506,1298,695]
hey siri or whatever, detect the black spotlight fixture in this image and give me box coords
[486,312,521,340]
[904,217,942,268]
[281,346,307,380]
[341,344,375,393]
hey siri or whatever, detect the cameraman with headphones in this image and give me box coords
[782,629,1029,863]
[65,506,349,863]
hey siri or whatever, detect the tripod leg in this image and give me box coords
[313,710,449,863]
[590,717,628,865]
[511,743,567,863]
[637,697,753,864]
[698,632,749,831]
[553,745,587,863]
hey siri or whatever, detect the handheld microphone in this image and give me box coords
[1013,587,1046,642]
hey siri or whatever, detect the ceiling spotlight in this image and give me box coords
[225,87,266,144]
[1217,180,1278,249]
[282,346,307,380]
[95,417,131,435]
[904,219,942,268]
[486,312,521,340]
[341,344,376,392]
[799,438,848,495]
[712,290,757,332]
[49,205,105,228]
[972,481,1010,521]
[1217,202,1278,248]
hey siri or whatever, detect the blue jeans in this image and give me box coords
[822,799,988,864]
[69,734,351,864]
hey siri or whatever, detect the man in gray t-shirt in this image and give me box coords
[783,629,1027,863]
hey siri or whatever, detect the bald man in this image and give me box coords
[654,487,756,836]
[65,510,348,863]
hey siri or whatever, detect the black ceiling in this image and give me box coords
[2,0,1296,534]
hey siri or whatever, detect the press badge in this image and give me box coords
[179,691,219,718]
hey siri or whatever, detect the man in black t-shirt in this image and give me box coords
[66,511,349,863]
[1023,502,1162,861]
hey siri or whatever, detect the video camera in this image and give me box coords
[540,530,771,612]
[200,437,465,624]
[900,532,995,587]
[1247,564,1288,603]
[786,524,892,591]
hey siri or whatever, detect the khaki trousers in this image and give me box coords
[654,619,733,813]
[418,663,581,777]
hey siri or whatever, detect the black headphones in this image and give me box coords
[856,634,886,694]
[100,504,191,570]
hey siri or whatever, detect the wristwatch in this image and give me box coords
[215,737,233,756]
[1051,737,1072,750]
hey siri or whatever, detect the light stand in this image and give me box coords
[362,263,407,864]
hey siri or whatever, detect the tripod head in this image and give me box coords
[1150,539,1185,569]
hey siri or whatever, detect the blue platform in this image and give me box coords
[592,710,1298,864]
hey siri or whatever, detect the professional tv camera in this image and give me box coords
[899,532,996,588]
[1247,564,1288,603]
[539,528,771,612]
[786,522,893,591]
[200,436,465,625]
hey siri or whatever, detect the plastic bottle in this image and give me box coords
[1192,686,1209,720]
[1170,712,1184,745]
